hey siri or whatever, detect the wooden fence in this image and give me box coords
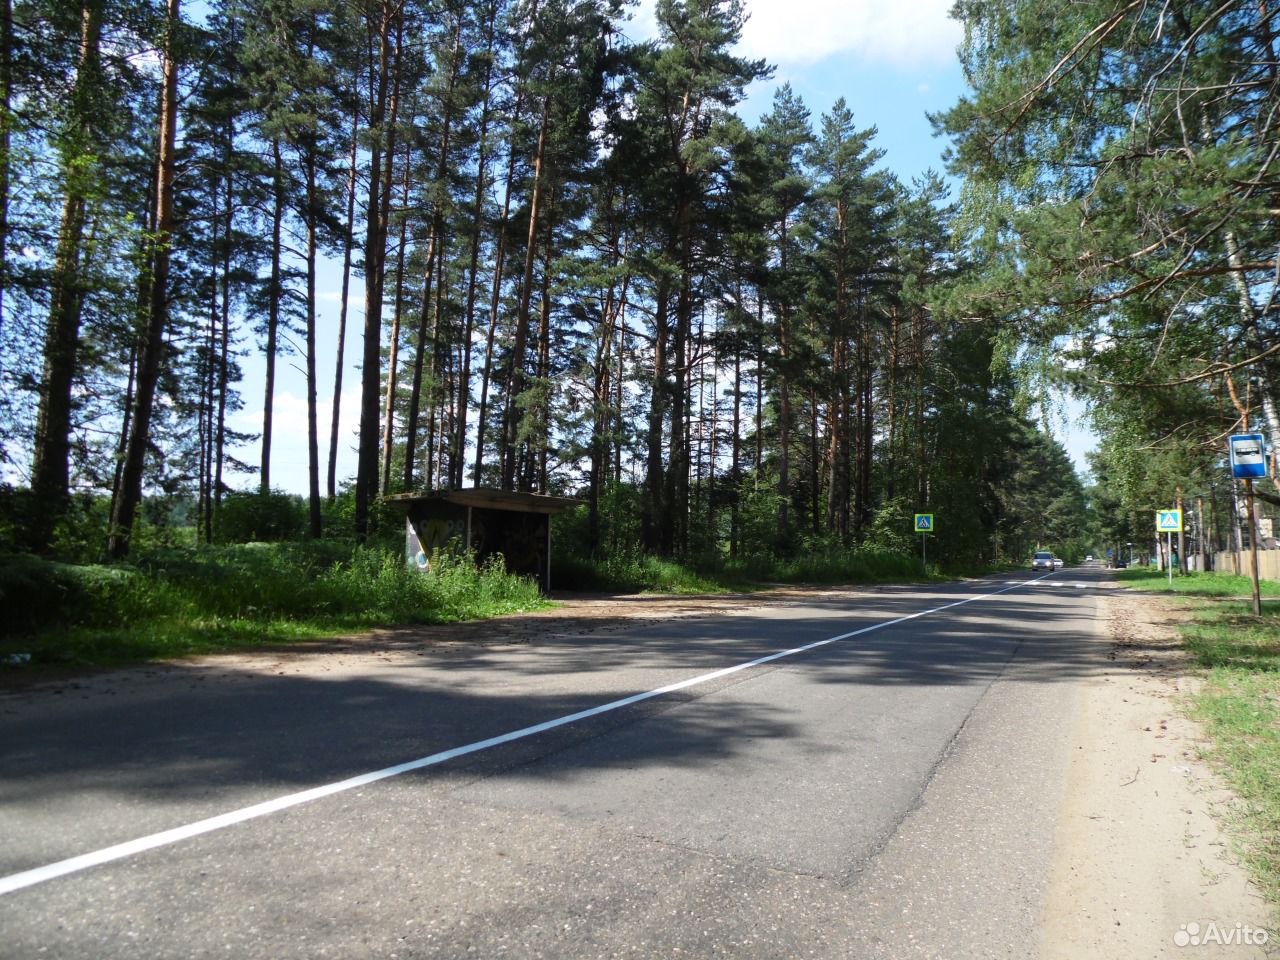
[1208,550,1280,581]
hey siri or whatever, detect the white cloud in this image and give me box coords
[623,0,660,42]
[631,0,962,70]
[738,0,962,68]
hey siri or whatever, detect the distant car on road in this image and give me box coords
[1085,554,1093,562]
[1032,551,1055,572]
[1053,557,1064,569]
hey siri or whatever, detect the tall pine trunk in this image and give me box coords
[501,91,551,491]
[453,6,497,489]
[0,0,13,368]
[304,145,322,537]
[327,109,359,500]
[424,234,447,486]
[642,279,669,553]
[107,0,180,560]
[213,115,234,535]
[474,0,538,486]
[29,0,102,552]
[534,202,556,493]
[260,138,284,494]
[730,283,742,558]
[354,4,399,541]
[379,142,412,495]
[402,230,436,490]
[200,175,217,544]
[406,14,464,489]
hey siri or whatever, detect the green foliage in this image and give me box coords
[0,544,547,666]
[553,547,734,594]
[939,0,1279,558]
[217,490,308,542]
[553,532,932,594]
[724,542,930,584]
[861,497,915,555]
[732,477,788,560]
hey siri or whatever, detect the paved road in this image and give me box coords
[0,567,1110,958]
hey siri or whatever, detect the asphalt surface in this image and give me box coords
[0,567,1110,958]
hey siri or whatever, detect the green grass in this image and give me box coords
[1,544,549,668]
[553,552,755,594]
[1180,600,1280,671]
[1114,567,1280,597]
[1126,579,1280,914]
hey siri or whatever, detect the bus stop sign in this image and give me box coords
[1229,433,1268,480]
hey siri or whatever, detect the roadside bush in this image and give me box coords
[862,498,916,555]
[0,553,189,638]
[218,490,307,543]
[1,541,547,666]
[724,543,923,584]
[0,553,82,635]
[552,547,731,594]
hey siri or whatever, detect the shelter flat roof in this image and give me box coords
[383,487,581,515]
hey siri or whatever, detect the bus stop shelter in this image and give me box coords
[384,487,580,593]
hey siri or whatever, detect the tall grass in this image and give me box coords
[552,551,741,593]
[1,544,547,666]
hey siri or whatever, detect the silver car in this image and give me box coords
[1032,551,1054,572]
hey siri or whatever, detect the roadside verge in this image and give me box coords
[1041,592,1275,959]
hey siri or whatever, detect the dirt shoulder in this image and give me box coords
[1041,591,1275,959]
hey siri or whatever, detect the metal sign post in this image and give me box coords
[1156,510,1183,586]
[1244,480,1263,616]
[1229,434,1268,617]
[914,514,934,570]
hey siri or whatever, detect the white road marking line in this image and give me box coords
[0,574,1056,897]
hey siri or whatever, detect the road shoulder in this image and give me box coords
[1041,592,1274,959]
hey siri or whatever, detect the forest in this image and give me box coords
[1,0,1277,632]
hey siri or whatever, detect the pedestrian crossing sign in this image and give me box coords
[914,513,934,532]
[1155,510,1182,533]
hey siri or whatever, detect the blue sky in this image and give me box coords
[235,0,1098,495]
